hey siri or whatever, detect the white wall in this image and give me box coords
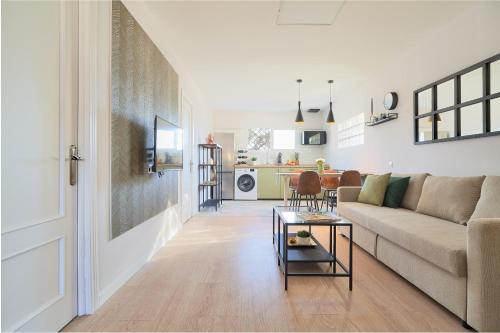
[326,3,500,176]
[94,1,213,308]
[214,110,328,164]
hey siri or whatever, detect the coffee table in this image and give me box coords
[272,205,353,290]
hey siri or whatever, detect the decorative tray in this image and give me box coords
[287,236,317,247]
[296,212,342,222]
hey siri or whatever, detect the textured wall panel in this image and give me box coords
[111,1,179,239]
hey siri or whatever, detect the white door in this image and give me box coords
[181,96,194,223]
[1,1,78,331]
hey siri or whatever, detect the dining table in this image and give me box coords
[276,171,343,206]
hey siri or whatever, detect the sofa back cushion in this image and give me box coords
[392,173,429,210]
[416,176,485,225]
[470,176,500,220]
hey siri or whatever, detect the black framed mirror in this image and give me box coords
[414,53,500,144]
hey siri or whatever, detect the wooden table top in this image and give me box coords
[276,172,342,176]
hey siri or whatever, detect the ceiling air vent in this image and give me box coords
[307,108,321,113]
[277,0,345,26]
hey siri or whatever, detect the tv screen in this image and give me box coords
[154,116,183,171]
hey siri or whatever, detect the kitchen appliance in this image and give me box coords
[234,168,258,200]
[302,130,327,145]
[214,132,235,200]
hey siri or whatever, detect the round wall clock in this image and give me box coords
[384,92,398,110]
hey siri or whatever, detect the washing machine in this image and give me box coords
[234,168,258,200]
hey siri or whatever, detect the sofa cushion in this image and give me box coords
[357,173,391,206]
[392,173,429,211]
[383,176,410,208]
[416,176,485,225]
[470,176,500,220]
[338,202,467,276]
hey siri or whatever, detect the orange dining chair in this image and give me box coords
[326,170,362,210]
[320,169,340,211]
[295,171,322,209]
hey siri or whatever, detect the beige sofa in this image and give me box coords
[337,174,500,331]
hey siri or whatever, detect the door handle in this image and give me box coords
[70,145,84,185]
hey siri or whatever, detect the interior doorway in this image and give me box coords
[1,1,79,331]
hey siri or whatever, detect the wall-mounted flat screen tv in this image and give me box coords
[302,130,327,145]
[154,116,183,171]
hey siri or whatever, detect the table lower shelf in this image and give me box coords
[274,233,334,263]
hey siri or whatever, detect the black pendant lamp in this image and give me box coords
[326,80,335,124]
[295,79,304,123]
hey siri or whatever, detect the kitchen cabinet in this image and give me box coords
[257,167,281,199]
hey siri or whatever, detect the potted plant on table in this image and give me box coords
[250,156,257,165]
[296,230,311,245]
[315,158,326,174]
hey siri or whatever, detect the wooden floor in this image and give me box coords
[65,201,466,332]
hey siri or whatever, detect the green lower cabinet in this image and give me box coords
[257,168,281,199]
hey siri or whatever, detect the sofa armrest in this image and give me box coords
[467,218,500,331]
[337,186,361,203]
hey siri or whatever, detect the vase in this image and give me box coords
[317,163,324,174]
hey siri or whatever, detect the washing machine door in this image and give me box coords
[237,174,255,192]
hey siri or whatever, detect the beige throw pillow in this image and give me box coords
[357,173,391,206]
[392,173,429,211]
[416,176,485,225]
[470,176,500,220]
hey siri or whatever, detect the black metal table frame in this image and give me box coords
[272,206,353,291]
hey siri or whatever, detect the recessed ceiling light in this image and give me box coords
[277,0,345,26]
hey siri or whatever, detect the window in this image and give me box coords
[273,130,295,149]
[247,128,271,150]
[338,113,365,148]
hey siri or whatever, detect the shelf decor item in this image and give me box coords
[365,97,398,126]
[250,157,257,165]
[316,158,326,174]
[296,230,311,246]
[198,144,222,211]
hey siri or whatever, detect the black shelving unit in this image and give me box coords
[198,144,222,211]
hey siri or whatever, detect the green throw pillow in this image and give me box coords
[357,173,392,206]
[383,177,410,208]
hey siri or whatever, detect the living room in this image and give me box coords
[1,0,499,332]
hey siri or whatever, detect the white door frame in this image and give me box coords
[75,0,105,315]
[181,91,195,223]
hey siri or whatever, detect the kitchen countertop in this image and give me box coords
[234,164,327,168]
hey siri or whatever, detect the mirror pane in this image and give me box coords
[491,98,500,132]
[417,89,432,115]
[460,103,483,136]
[461,68,482,102]
[437,111,455,139]
[491,60,500,94]
[437,80,454,109]
[417,117,432,142]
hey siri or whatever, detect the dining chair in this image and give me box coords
[288,169,303,207]
[320,169,339,211]
[295,171,321,209]
[326,170,361,210]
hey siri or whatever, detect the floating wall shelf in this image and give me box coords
[365,113,398,126]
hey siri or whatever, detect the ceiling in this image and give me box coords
[144,1,473,113]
